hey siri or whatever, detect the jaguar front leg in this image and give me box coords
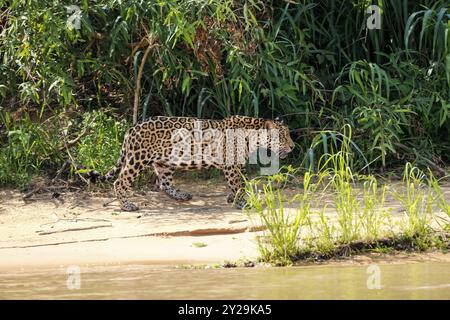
[223,165,247,209]
[153,164,193,201]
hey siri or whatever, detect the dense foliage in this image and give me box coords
[0,0,449,186]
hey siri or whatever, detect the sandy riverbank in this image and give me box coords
[0,181,263,270]
[1,180,449,271]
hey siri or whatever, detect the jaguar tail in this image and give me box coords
[87,150,125,183]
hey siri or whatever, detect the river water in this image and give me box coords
[0,262,449,299]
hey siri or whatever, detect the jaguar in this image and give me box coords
[90,115,295,211]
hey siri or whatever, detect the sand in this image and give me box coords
[1,180,449,271]
[0,181,261,270]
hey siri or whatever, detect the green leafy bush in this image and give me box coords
[74,110,129,174]
[0,0,449,178]
[0,113,61,187]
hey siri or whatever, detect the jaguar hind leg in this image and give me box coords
[114,156,143,211]
[153,164,192,201]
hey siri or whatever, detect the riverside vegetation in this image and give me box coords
[246,128,450,265]
[0,1,449,263]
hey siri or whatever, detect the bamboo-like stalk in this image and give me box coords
[133,35,157,125]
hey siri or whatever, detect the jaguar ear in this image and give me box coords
[275,117,284,124]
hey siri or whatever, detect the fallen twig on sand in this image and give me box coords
[37,217,113,235]
[37,224,112,235]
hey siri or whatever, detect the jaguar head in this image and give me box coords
[265,118,295,159]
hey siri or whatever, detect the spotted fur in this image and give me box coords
[94,116,294,211]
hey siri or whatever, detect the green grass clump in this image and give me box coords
[0,113,62,188]
[428,172,450,232]
[392,164,434,249]
[246,167,308,265]
[245,127,450,265]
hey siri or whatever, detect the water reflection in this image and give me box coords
[0,262,449,299]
